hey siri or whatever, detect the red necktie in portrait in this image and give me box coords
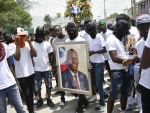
[74,75,80,90]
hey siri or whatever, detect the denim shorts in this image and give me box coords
[109,69,130,100]
[34,71,52,92]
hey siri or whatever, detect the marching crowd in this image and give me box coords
[0,13,150,113]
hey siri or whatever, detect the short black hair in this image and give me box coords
[116,14,131,23]
[35,26,45,37]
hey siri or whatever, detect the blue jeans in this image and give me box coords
[35,71,52,92]
[0,84,25,113]
[110,70,130,100]
[91,62,105,104]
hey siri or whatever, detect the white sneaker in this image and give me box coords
[139,108,142,113]
[88,95,97,103]
[126,104,134,111]
[86,95,92,100]
[75,97,79,101]
[59,102,65,108]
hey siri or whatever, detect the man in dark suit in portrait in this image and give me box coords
[61,49,89,91]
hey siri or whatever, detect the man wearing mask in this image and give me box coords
[106,20,133,113]
[65,22,89,113]
[86,22,107,110]
[9,27,37,113]
[32,26,55,108]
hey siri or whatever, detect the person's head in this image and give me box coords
[84,18,92,27]
[3,32,13,44]
[131,19,136,27]
[86,22,97,39]
[116,14,131,23]
[113,19,130,41]
[54,25,62,38]
[98,19,107,32]
[67,49,79,73]
[14,27,27,42]
[66,22,78,40]
[136,14,150,40]
[49,26,56,37]
[35,26,45,43]
[0,28,2,41]
[107,23,114,30]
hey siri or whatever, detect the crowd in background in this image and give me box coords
[1,13,150,113]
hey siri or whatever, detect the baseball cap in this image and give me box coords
[136,14,150,25]
[15,27,26,36]
[67,22,76,30]
[98,19,106,25]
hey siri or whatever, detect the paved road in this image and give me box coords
[7,73,139,113]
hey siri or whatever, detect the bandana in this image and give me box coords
[0,42,6,62]
[13,36,25,48]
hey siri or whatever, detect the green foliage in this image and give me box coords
[64,0,93,21]
[106,13,119,20]
[0,0,32,29]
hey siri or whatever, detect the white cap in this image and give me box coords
[17,27,26,35]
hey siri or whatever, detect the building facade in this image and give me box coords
[137,0,150,15]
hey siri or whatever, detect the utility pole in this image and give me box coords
[104,0,106,19]
[133,0,136,19]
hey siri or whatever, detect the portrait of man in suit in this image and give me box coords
[61,49,89,91]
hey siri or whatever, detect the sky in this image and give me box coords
[29,0,138,19]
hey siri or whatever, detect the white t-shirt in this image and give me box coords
[0,43,16,90]
[87,34,105,63]
[32,41,53,72]
[9,42,34,78]
[139,30,150,89]
[106,35,128,70]
[100,29,113,60]
[52,34,68,48]
[135,39,145,58]
[65,35,85,42]
[79,30,89,40]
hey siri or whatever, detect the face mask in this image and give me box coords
[68,30,77,40]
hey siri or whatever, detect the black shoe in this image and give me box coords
[75,108,84,113]
[95,103,106,111]
[36,99,43,108]
[55,91,60,95]
[47,99,55,107]
[59,101,65,108]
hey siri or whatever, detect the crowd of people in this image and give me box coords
[0,13,150,113]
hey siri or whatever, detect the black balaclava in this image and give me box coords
[86,22,97,39]
[35,26,45,43]
[67,22,78,40]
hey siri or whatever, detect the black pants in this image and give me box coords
[78,94,88,109]
[18,75,34,113]
[141,85,150,113]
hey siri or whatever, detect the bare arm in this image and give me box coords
[109,50,126,64]
[49,52,54,66]
[13,37,20,61]
[89,47,106,56]
[141,46,150,69]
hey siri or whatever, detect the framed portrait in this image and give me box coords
[55,41,92,95]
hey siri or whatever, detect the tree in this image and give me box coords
[0,0,32,29]
[106,13,119,20]
[43,14,52,30]
[15,0,38,11]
